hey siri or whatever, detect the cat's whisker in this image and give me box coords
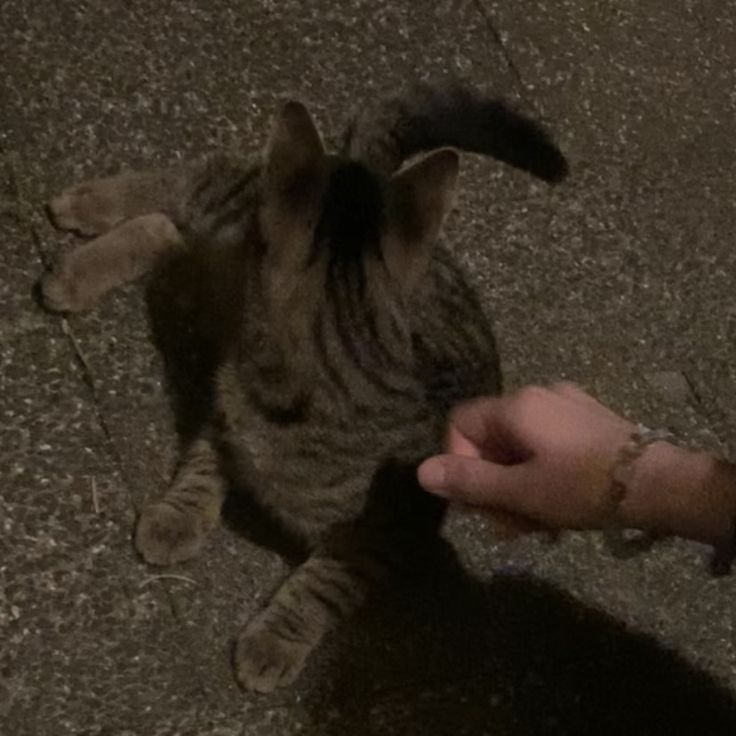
[139,574,199,589]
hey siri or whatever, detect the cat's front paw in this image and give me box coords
[235,621,311,693]
[48,186,120,236]
[135,502,207,566]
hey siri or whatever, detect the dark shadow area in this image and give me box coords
[145,254,222,443]
[220,480,310,563]
[145,254,311,563]
[302,540,736,736]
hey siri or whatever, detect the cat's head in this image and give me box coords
[258,100,458,301]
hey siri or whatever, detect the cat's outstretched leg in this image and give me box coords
[234,461,440,693]
[135,437,227,566]
[40,212,183,312]
[49,168,188,236]
[235,549,382,693]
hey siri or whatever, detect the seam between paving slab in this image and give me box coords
[471,0,536,110]
[5,151,140,516]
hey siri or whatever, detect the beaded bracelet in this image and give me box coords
[605,425,736,575]
[603,424,672,559]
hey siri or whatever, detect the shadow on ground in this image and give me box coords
[303,545,736,736]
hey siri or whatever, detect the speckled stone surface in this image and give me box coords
[2,0,736,734]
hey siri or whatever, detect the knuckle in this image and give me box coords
[552,381,583,400]
[513,385,546,409]
[551,380,575,392]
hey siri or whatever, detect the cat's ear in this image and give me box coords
[384,148,459,289]
[264,101,325,191]
[261,101,327,268]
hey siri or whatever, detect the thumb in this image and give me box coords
[417,454,524,507]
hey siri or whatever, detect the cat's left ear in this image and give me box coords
[384,148,459,290]
[264,101,325,191]
[261,101,327,268]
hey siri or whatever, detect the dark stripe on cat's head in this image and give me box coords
[311,157,386,267]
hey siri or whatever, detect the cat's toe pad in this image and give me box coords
[48,187,119,236]
[135,503,206,566]
[235,624,310,693]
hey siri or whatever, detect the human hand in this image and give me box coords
[418,384,637,530]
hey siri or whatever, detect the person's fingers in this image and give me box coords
[549,381,588,402]
[450,396,506,445]
[448,396,527,463]
[446,424,481,458]
[417,454,530,508]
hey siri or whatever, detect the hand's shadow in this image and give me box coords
[302,538,736,735]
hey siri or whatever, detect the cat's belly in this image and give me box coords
[221,416,438,542]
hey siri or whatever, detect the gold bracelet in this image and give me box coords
[603,424,672,559]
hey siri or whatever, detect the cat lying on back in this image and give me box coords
[39,83,567,692]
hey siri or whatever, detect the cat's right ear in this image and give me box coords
[384,148,459,291]
[261,102,327,268]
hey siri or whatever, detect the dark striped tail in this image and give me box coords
[343,81,568,182]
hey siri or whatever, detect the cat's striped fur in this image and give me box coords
[40,82,567,692]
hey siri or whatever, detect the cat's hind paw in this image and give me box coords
[135,502,207,566]
[47,185,121,236]
[235,622,311,693]
[38,269,90,313]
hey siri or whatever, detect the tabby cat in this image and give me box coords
[39,83,567,692]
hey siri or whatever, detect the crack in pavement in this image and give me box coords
[5,152,139,508]
[470,0,539,113]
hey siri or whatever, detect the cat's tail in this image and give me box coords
[342,81,568,183]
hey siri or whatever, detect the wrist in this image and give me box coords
[620,441,736,547]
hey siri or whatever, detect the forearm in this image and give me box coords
[622,442,736,550]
